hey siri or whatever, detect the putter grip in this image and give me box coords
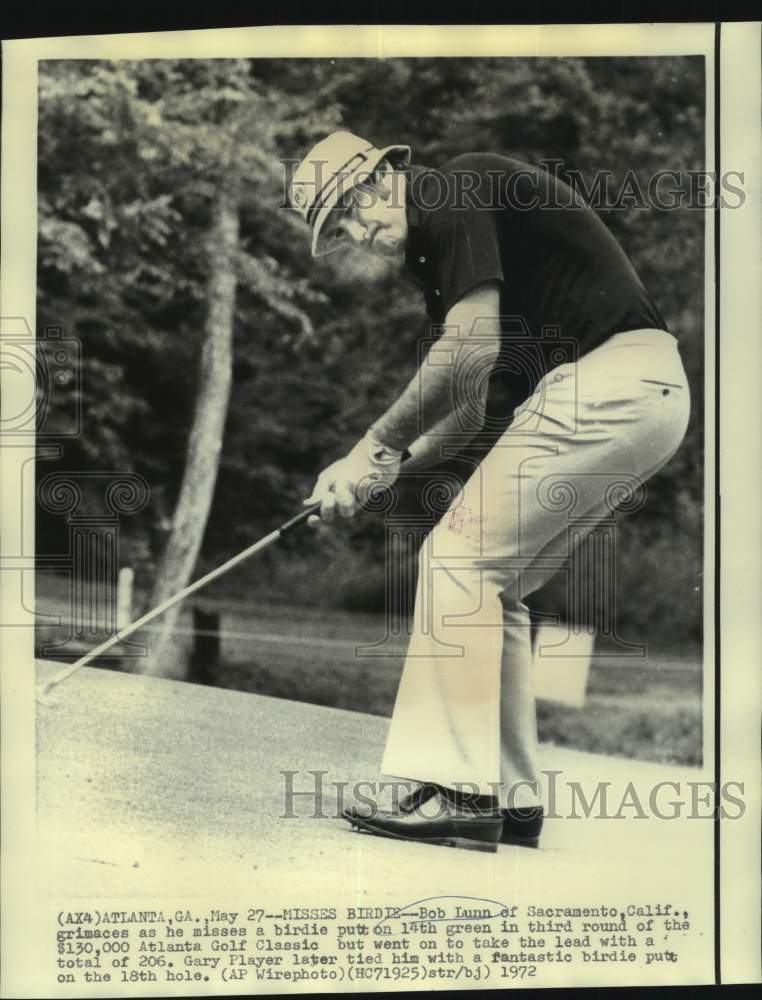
[281,455,412,537]
[279,502,321,536]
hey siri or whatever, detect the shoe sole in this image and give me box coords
[501,835,540,849]
[344,813,499,854]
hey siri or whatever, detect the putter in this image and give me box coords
[36,501,322,704]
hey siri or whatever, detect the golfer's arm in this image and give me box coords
[402,407,476,472]
[371,281,502,453]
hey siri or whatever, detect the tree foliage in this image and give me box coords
[37,56,705,644]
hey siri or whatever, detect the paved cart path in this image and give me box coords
[35,660,713,914]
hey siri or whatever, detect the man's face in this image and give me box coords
[330,166,408,258]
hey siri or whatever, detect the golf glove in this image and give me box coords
[305,431,403,522]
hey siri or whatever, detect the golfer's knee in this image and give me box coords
[427,516,477,561]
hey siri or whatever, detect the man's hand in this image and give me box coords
[304,431,403,524]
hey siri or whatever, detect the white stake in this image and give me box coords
[116,566,134,631]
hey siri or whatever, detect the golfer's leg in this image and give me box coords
[497,589,542,808]
[495,331,691,807]
[381,440,605,801]
[381,529,507,793]
[383,330,690,805]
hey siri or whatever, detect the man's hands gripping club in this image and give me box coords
[304,285,503,526]
[304,431,404,524]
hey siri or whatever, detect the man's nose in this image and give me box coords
[364,220,382,243]
[341,217,366,245]
[342,217,381,247]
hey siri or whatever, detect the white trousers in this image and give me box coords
[381,329,691,806]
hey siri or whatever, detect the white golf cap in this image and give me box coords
[289,130,411,256]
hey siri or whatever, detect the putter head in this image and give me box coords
[35,682,56,708]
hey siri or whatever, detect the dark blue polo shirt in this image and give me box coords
[403,154,667,404]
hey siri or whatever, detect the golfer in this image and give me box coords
[290,131,690,852]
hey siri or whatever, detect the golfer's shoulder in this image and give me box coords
[435,151,537,186]
[439,150,524,170]
[421,152,534,232]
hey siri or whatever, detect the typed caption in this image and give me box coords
[52,897,696,993]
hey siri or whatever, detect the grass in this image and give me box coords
[536,698,701,767]
[35,573,703,768]
[212,645,702,768]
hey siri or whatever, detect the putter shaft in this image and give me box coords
[38,503,321,699]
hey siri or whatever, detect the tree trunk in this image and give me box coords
[142,177,240,678]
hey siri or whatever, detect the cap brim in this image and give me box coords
[311,143,411,257]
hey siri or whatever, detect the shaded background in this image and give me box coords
[35,56,705,764]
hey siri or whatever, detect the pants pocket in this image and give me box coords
[639,380,691,470]
[639,378,688,392]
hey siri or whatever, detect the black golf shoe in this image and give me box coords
[343,782,544,850]
[343,786,503,853]
[500,807,543,848]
